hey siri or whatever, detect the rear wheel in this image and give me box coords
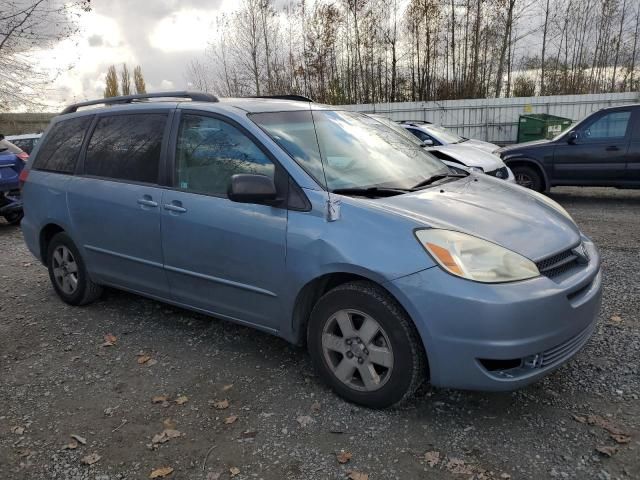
[307,281,426,408]
[3,211,23,225]
[47,232,102,306]
[512,164,543,191]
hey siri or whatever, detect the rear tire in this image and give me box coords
[47,232,102,306]
[3,211,23,225]
[307,281,426,408]
[512,164,544,192]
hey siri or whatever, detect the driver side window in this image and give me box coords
[175,114,275,197]
[583,111,631,140]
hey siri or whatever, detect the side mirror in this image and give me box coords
[422,139,434,147]
[567,131,579,144]
[228,174,278,204]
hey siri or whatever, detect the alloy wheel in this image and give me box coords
[52,245,79,295]
[321,309,394,392]
[515,173,533,189]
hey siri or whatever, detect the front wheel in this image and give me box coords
[307,281,426,408]
[511,165,544,192]
[47,232,103,306]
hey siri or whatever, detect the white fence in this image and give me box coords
[340,92,640,145]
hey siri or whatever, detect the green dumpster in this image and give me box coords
[517,113,573,143]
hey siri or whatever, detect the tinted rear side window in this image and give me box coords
[33,116,92,173]
[85,114,167,183]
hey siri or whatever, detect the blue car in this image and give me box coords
[21,92,602,408]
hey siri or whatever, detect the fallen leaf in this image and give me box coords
[152,429,182,444]
[610,315,622,323]
[224,415,238,425]
[175,395,188,405]
[296,415,314,427]
[70,434,87,445]
[424,450,440,467]
[81,452,101,465]
[336,451,352,464]
[240,430,257,439]
[500,474,512,479]
[137,354,152,364]
[596,446,618,457]
[229,466,240,477]
[445,458,474,475]
[150,466,174,478]
[146,359,158,366]
[222,384,233,391]
[610,433,631,444]
[212,399,229,410]
[571,413,587,424]
[62,439,79,450]
[586,415,627,436]
[17,448,32,458]
[102,333,117,347]
[163,418,177,429]
[152,395,169,404]
[347,471,369,480]
[11,426,25,435]
[311,401,321,412]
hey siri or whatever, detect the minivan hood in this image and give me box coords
[363,176,580,261]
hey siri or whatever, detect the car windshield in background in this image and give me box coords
[425,124,465,144]
[363,115,425,146]
[251,110,448,191]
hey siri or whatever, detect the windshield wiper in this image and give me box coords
[331,186,411,198]
[410,173,467,190]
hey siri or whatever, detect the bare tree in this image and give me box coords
[104,65,119,98]
[0,0,90,110]
[120,63,131,96]
[134,65,147,94]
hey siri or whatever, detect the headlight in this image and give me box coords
[526,189,574,223]
[468,166,484,173]
[415,229,540,283]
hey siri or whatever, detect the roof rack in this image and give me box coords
[61,91,219,115]
[251,95,314,102]
[398,120,432,125]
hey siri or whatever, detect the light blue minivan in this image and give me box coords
[21,92,602,408]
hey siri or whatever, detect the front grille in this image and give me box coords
[536,248,580,278]
[487,166,509,179]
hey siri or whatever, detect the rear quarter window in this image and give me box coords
[84,113,167,184]
[33,116,92,173]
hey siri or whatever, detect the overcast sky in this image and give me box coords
[39,0,236,109]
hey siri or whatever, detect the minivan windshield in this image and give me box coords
[251,110,449,191]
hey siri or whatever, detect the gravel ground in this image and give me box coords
[0,186,638,480]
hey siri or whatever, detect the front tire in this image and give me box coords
[512,164,544,192]
[47,232,102,306]
[307,281,426,408]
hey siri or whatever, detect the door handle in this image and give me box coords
[137,197,158,207]
[163,202,187,213]
[605,146,620,151]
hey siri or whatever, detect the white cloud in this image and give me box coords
[149,9,220,52]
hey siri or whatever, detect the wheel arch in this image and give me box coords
[290,271,424,350]
[504,158,550,191]
[39,223,66,264]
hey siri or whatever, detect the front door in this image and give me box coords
[160,112,287,332]
[553,109,632,184]
[67,112,170,297]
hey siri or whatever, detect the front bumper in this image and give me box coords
[387,237,602,391]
